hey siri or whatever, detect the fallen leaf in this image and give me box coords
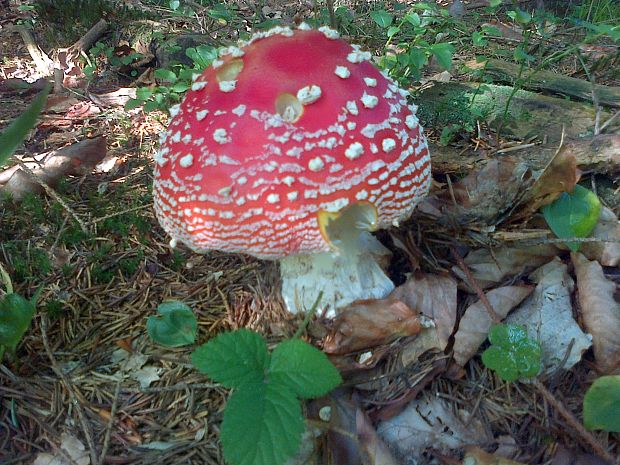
[390,272,457,351]
[377,394,491,459]
[453,245,558,290]
[33,432,90,465]
[580,206,620,267]
[506,258,592,374]
[133,366,162,389]
[464,446,528,465]
[323,298,429,355]
[572,253,620,373]
[356,407,400,465]
[453,286,534,367]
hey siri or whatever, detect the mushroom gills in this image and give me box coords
[280,202,395,317]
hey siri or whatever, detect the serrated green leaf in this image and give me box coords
[408,47,428,70]
[125,99,143,111]
[370,10,393,28]
[542,184,601,251]
[221,381,304,465]
[191,329,269,388]
[147,301,197,347]
[584,376,620,432]
[269,339,341,399]
[0,85,50,167]
[136,87,154,100]
[429,43,455,69]
[0,293,37,354]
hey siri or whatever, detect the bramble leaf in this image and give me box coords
[269,338,342,399]
[584,376,620,432]
[0,293,37,354]
[0,85,50,167]
[542,185,601,251]
[482,324,541,382]
[429,43,455,70]
[191,329,269,388]
[146,301,197,347]
[221,381,304,465]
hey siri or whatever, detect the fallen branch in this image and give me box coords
[71,19,109,54]
[10,24,54,76]
[466,58,620,108]
[0,136,107,201]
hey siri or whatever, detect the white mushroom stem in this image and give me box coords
[279,203,395,316]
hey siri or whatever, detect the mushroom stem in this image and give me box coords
[280,230,395,317]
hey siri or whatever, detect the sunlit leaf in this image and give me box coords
[584,376,620,432]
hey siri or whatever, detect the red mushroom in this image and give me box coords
[153,25,431,315]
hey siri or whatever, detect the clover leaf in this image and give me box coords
[482,324,541,382]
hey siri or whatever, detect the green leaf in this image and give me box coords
[472,31,488,46]
[186,45,219,70]
[429,43,455,69]
[169,0,180,10]
[405,12,421,27]
[489,0,502,6]
[146,301,197,347]
[408,47,428,70]
[154,69,177,83]
[0,293,37,354]
[542,184,602,251]
[171,82,190,93]
[482,324,542,382]
[0,85,50,167]
[584,376,620,432]
[507,9,532,25]
[136,87,154,100]
[191,329,269,388]
[387,26,400,38]
[269,339,342,399]
[221,381,304,465]
[370,10,393,28]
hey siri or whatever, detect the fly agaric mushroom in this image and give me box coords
[153,25,431,316]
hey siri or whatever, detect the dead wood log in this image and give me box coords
[0,137,107,201]
[466,58,620,108]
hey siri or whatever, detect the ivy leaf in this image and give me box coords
[0,293,37,354]
[0,85,50,167]
[429,43,455,70]
[269,338,342,399]
[482,324,542,382]
[146,301,197,347]
[542,185,601,251]
[221,381,304,465]
[583,376,620,432]
[191,329,269,389]
[370,10,393,28]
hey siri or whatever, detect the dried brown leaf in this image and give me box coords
[453,286,534,366]
[572,252,620,373]
[356,408,400,465]
[453,245,558,290]
[323,298,425,355]
[580,206,620,267]
[389,272,457,350]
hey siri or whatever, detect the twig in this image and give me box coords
[533,379,618,465]
[450,245,501,323]
[98,374,121,465]
[577,52,601,135]
[293,290,323,339]
[11,24,54,76]
[71,19,108,54]
[600,109,620,133]
[40,316,98,465]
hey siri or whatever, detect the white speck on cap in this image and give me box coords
[267,193,280,204]
[356,190,369,200]
[346,100,359,115]
[318,26,339,39]
[287,191,298,201]
[334,65,351,78]
[308,157,325,172]
[169,237,178,248]
[170,131,181,143]
[191,81,208,91]
[169,104,181,118]
[232,104,246,116]
[282,176,295,186]
[345,142,364,160]
[182,134,192,144]
[219,80,237,92]
[364,77,377,87]
[297,85,322,105]
[212,59,224,68]
[237,176,248,185]
[347,121,356,130]
[382,138,396,152]
[297,22,312,30]
[405,114,418,129]
[347,49,372,63]
[218,186,232,196]
[196,109,209,121]
[213,128,230,144]
[191,73,201,82]
[361,92,378,109]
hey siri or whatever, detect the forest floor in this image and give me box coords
[0,1,619,465]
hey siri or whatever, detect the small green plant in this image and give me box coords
[0,267,39,361]
[542,184,602,251]
[583,375,620,432]
[147,301,197,347]
[482,324,542,382]
[84,42,144,79]
[147,301,342,465]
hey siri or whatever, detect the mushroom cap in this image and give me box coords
[153,26,431,259]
